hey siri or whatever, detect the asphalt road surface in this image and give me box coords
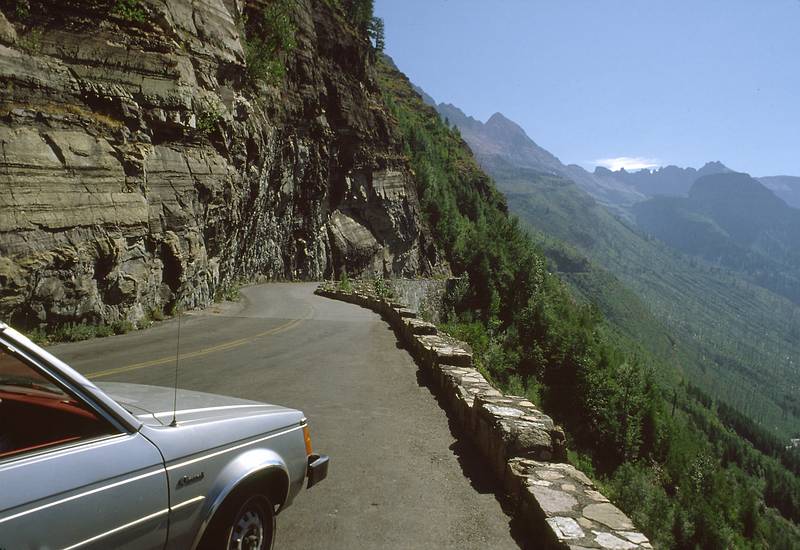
[51,283,525,549]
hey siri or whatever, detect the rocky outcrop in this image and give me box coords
[0,0,438,327]
[316,280,652,549]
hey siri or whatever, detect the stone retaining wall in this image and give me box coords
[387,278,450,324]
[316,281,653,550]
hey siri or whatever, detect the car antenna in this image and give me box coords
[170,307,182,427]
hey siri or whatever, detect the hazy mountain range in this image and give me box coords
[426,94,800,213]
[431,97,800,306]
[435,102,646,212]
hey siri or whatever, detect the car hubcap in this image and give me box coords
[228,498,267,550]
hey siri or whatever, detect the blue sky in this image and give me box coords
[374,0,800,176]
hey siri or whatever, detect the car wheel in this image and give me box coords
[201,493,275,550]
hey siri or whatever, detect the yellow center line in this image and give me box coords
[87,304,314,380]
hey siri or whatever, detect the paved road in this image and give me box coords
[51,283,524,550]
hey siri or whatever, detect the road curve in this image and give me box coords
[50,283,524,549]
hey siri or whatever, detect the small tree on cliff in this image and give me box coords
[369,16,385,52]
[343,0,374,33]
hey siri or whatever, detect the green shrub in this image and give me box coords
[373,276,394,299]
[241,0,297,85]
[111,320,134,335]
[214,282,241,302]
[567,449,598,481]
[338,272,352,293]
[111,0,146,23]
[196,104,221,137]
[148,308,165,322]
[29,318,135,344]
[19,26,43,54]
[13,0,30,20]
[343,0,373,32]
[27,327,48,345]
[50,322,105,342]
[608,461,675,547]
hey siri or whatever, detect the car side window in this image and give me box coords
[0,346,116,460]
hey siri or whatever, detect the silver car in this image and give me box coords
[0,322,329,549]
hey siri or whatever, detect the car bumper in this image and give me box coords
[307,454,329,488]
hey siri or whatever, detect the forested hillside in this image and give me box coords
[504,170,800,435]
[634,172,800,305]
[376,57,800,548]
[435,106,800,441]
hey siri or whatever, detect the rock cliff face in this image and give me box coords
[0,0,438,327]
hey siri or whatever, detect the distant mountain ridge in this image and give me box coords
[437,104,565,173]
[436,96,800,308]
[429,93,800,212]
[608,161,732,197]
[435,102,646,210]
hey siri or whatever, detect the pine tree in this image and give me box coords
[369,16,385,51]
[344,0,374,32]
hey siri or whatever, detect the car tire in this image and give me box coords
[200,492,275,550]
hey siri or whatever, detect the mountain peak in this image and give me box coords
[486,111,511,124]
[428,98,642,203]
[485,112,524,134]
[698,161,732,176]
[483,111,537,146]
[691,172,776,199]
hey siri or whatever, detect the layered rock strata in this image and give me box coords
[0,1,437,327]
[316,280,651,549]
